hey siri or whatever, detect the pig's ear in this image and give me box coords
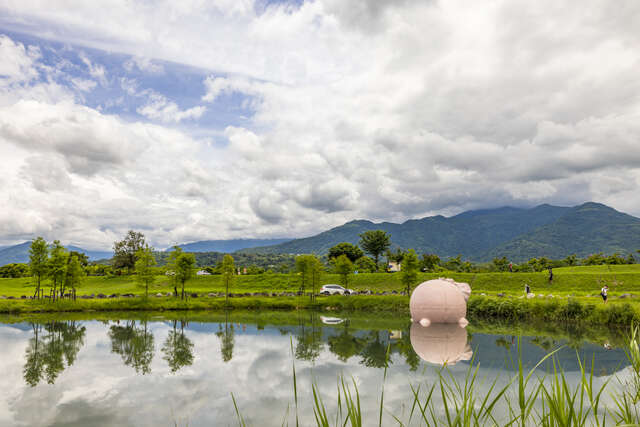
[455,282,471,302]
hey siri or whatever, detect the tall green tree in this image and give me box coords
[63,254,85,300]
[48,241,68,301]
[400,249,419,296]
[221,254,235,305]
[358,230,391,271]
[29,237,49,299]
[328,243,363,263]
[296,254,322,300]
[333,254,354,288]
[135,245,157,298]
[112,230,146,273]
[174,252,196,300]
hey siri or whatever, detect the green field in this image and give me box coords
[2,266,640,298]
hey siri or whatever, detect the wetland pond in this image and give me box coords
[0,311,632,426]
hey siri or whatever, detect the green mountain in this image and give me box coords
[170,238,291,253]
[483,203,640,261]
[0,242,112,266]
[243,203,640,262]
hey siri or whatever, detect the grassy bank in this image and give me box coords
[2,291,640,328]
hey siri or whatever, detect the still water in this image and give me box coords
[0,311,630,426]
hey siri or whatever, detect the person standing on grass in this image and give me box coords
[548,267,553,283]
[601,285,608,304]
[525,283,531,295]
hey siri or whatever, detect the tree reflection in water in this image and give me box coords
[108,320,154,374]
[162,319,194,373]
[327,321,366,362]
[216,312,235,362]
[295,312,323,362]
[23,321,86,386]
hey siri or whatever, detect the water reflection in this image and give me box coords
[162,320,194,372]
[108,320,154,374]
[5,313,632,426]
[23,321,86,386]
[295,312,323,362]
[409,323,472,366]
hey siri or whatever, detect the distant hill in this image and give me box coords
[170,238,291,253]
[0,242,112,266]
[243,203,640,262]
[482,203,640,260]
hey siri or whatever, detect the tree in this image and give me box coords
[68,251,89,267]
[48,241,68,301]
[135,245,157,298]
[0,263,29,278]
[333,254,354,288]
[492,256,509,272]
[358,230,391,271]
[296,255,322,299]
[420,254,440,272]
[564,254,578,267]
[112,230,146,273]
[354,256,376,273]
[221,254,235,304]
[29,237,49,299]
[387,248,405,264]
[400,249,419,296]
[174,252,196,300]
[328,243,364,263]
[63,255,85,300]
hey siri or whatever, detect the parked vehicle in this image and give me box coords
[320,284,353,295]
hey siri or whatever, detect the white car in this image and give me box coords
[320,284,353,295]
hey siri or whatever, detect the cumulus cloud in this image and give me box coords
[137,92,206,123]
[0,0,640,247]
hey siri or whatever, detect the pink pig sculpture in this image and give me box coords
[410,278,471,327]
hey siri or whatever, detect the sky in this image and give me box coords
[0,0,639,250]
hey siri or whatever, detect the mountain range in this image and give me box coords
[242,202,640,262]
[0,242,113,266]
[2,202,639,265]
[170,238,291,253]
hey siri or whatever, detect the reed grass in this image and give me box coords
[232,323,640,426]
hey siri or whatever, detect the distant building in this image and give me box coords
[196,270,211,276]
[388,261,401,272]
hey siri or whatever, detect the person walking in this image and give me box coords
[601,285,608,304]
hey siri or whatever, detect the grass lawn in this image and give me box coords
[1,266,640,298]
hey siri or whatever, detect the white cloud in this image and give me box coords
[137,92,206,123]
[0,34,40,84]
[1,1,640,246]
[78,51,107,86]
[70,77,97,92]
[123,56,164,74]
